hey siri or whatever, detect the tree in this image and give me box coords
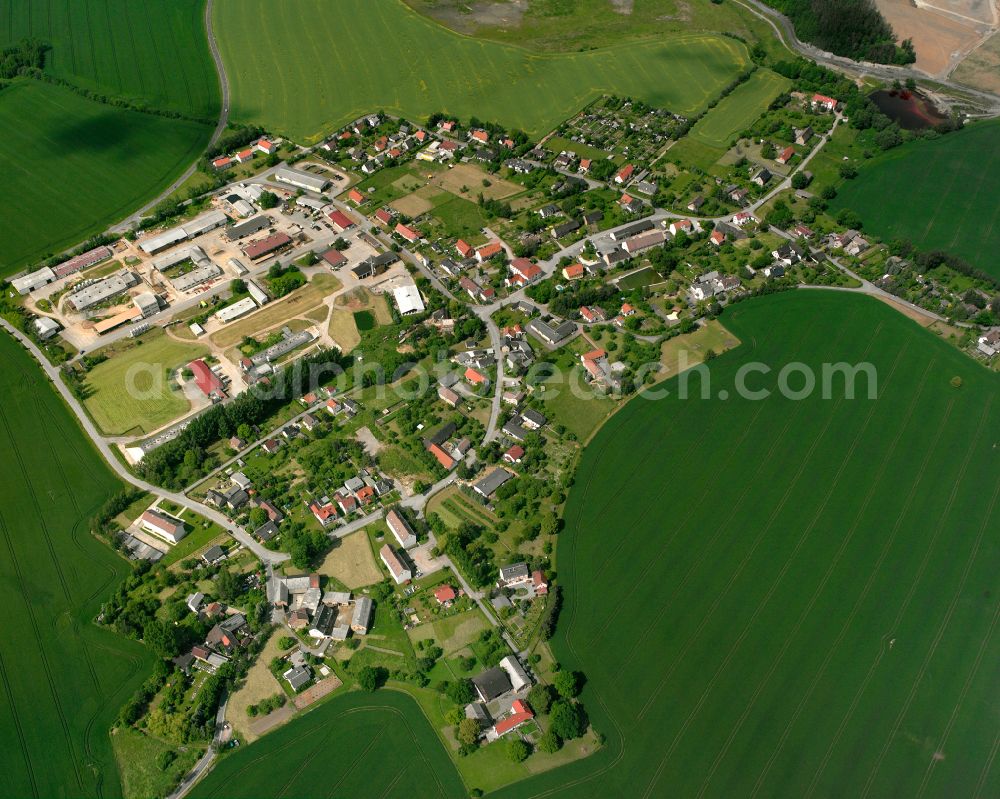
[538,731,561,753]
[236,423,252,441]
[277,636,296,651]
[215,568,240,602]
[247,507,267,529]
[457,717,481,747]
[839,163,858,180]
[528,683,554,714]
[507,738,530,762]
[357,665,384,692]
[445,679,475,705]
[791,171,811,190]
[553,669,580,699]
[258,190,279,209]
[549,699,587,740]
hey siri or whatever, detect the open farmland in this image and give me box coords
[497,290,999,798]
[0,333,153,798]
[689,68,792,148]
[190,690,468,798]
[832,118,1000,278]
[0,80,211,276]
[83,329,207,436]
[213,0,750,142]
[187,290,1000,799]
[0,0,219,118]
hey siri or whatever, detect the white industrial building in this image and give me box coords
[66,270,140,311]
[171,263,223,293]
[11,266,56,295]
[273,166,329,194]
[34,317,61,339]
[392,284,425,315]
[133,292,161,318]
[138,209,229,255]
[246,279,269,305]
[215,296,258,324]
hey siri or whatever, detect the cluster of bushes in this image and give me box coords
[246,694,286,717]
[265,263,306,298]
[0,39,49,80]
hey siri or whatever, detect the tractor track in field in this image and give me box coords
[694,347,925,798]
[808,396,996,797]
[749,390,956,798]
[638,323,887,798]
[0,634,38,797]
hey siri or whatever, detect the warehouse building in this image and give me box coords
[244,232,292,260]
[138,209,229,255]
[12,266,57,295]
[215,296,258,324]
[171,263,223,293]
[226,215,271,241]
[273,166,329,194]
[246,279,269,305]
[66,270,139,311]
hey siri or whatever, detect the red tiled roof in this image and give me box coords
[563,263,584,279]
[189,359,225,398]
[395,222,420,242]
[321,248,346,267]
[494,700,534,735]
[434,584,457,603]
[476,241,502,260]
[348,189,365,204]
[310,502,337,522]
[245,232,292,260]
[465,367,487,384]
[456,239,473,257]
[327,210,356,231]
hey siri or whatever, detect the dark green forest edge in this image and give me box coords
[766,0,915,64]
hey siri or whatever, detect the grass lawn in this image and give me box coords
[664,135,728,172]
[210,274,340,348]
[213,0,750,142]
[0,333,154,797]
[544,134,615,163]
[658,319,741,378]
[316,530,383,589]
[615,265,663,290]
[327,309,361,353]
[529,291,1000,798]
[430,195,491,240]
[831,118,1000,277]
[537,356,621,442]
[0,79,211,276]
[111,726,203,799]
[227,631,288,743]
[688,68,792,148]
[83,329,207,436]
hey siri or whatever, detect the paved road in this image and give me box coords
[1,318,288,563]
[167,695,228,799]
[734,0,1000,111]
[110,0,231,234]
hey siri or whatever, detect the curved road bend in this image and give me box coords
[1,318,287,564]
[111,0,232,233]
[734,0,1000,111]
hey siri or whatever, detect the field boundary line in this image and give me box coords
[749,390,956,796]
[974,730,1000,796]
[858,398,998,798]
[692,348,926,797]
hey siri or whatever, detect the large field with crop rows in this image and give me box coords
[833,119,1000,278]
[0,334,153,798]
[213,0,749,142]
[0,0,219,118]
[184,291,1000,798]
[0,80,211,276]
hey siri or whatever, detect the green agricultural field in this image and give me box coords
[190,690,468,798]
[83,329,207,436]
[0,80,212,275]
[689,68,792,148]
[832,119,1000,278]
[213,0,750,142]
[501,291,999,798]
[0,0,219,118]
[0,333,153,798]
